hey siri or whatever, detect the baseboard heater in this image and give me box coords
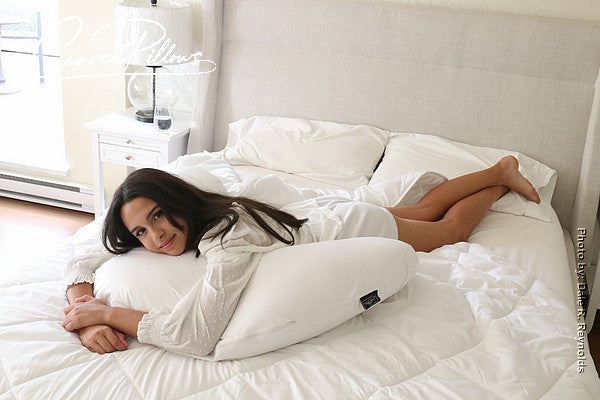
[0,173,94,213]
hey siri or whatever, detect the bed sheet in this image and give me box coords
[468,210,575,313]
[232,165,355,190]
[0,160,599,399]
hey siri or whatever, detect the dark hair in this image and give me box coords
[102,168,307,255]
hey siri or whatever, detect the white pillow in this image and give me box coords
[370,132,557,222]
[163,153,232,195]
[172,167,228,195]
[164,151,242,191]
[94,237,417,360]
[94,249,206,311]
[224,116,390,188]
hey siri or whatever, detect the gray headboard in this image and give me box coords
[189,0,600,267]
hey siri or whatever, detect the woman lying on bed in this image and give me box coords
[62,155,539,357]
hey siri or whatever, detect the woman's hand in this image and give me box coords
[63,295,111,332]
[63,295,146,339]
[78,325,128,354]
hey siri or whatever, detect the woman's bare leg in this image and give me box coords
[392,185,509,252]
[386,156,539,222]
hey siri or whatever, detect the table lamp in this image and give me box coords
[114,0,193,123]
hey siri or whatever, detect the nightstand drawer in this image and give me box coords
[99,134,164,152]
[99,143,160,167]
[86,108,191,217]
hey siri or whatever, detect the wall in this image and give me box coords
[59,0,127,197]
[56,0,600,205]
[58,0,203,203]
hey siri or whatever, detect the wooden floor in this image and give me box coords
[0,196,93,278]
[1,196,600,373]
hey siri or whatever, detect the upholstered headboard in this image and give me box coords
[189,0,600,267]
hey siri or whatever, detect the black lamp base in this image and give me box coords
[134,108,154,123]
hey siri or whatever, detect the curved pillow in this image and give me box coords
[94,237,417,360]
[94,249,206,311]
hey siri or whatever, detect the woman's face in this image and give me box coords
[120,196,188,256]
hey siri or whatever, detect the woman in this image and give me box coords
[62,155,539,357]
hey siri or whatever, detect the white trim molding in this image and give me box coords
[0,172,94,213]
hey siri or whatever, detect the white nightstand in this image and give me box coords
[84,108,191,217]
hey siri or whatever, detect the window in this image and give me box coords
[0,0,67,175]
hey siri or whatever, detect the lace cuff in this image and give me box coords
[64,270,96,288]
[137,307,169,345]
[63,246,114,290]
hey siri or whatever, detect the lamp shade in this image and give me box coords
[114,0,193,66]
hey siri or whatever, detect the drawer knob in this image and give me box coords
[125,155,133,161]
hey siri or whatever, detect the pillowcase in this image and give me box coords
[224,116,390,188]
[370,132,557,222]
[94,249,206,310]
[94,237,417,360]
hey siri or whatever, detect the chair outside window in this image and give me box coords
[0,6,44,84]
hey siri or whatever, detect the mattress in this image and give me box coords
[1,159,599,399]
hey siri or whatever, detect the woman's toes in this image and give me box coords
[499,156,540,203]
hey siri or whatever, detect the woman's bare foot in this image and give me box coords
[496,156,540,203]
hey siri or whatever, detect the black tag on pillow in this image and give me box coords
[360,290,380,310]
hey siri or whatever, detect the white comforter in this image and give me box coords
[1,154,598,399]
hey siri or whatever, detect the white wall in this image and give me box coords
[59,0,127,197]
[56,0,600,204]
[58,0,203,202]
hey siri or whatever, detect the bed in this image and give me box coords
[2,0,600,398]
